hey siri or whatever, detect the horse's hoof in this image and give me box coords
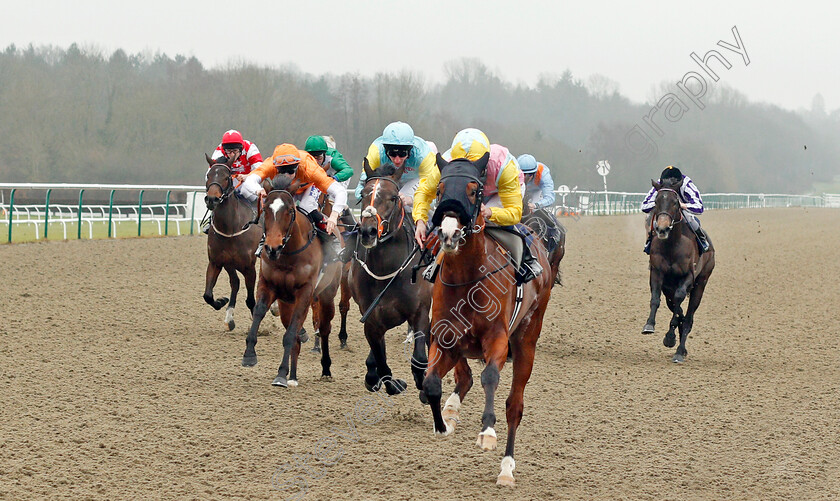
[496,474,515,487]
[321,375,334,382]
[287,379,298,387]
[385,378,408,395]
[364,377,378,392]
[214,298,230,311]
[663,333,676,348]
[642,323,655,334]
[297,328,309,344]
[418,390,429,405]
[434,420,455,437]
[339,340,348,350]
[476,428,497,451]
[242,355,257,367]
[227,319,235,331]
[269,302,280,317]
[272,375,288,387]
[310,346,321,354]
[497,456,516,487]
[673,353,686,363]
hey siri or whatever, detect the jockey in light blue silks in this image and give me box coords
[516,154,556,212]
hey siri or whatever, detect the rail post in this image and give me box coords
[138,189,145,237]
[77,189,85,239]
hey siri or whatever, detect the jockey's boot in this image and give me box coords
[201,214,212,234]
[643,232,652,254]
[255,233,265,257]
[517,244,543,284]
[695,228,710,254]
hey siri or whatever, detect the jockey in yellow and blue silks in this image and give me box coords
[355,121,436,210]
[413,128,543,283]
[516,154,556,212]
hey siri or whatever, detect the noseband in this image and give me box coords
[654,188,683,231]
[361,177,406,243]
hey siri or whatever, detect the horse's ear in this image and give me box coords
[205,153,214,166]
[226,154,235,167]
[475,152,490,177]
[393,164,405,182]
[652,179,662,191]
[363,157,374,179]
[436,153,448,172]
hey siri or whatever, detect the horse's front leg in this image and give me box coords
[316,293,336,380]
[243,264,257,316]
[337,268,351,349]
[671,275,696,363]
[273,285,313,387]
[242,284,275,367]
[422,342,459,436]
[203,262,229,311]
[476,331,509,451]
[441,357,473,431]
[364,321,406,395]
[643,268,663,334]
[409,308,431,403]
[224,266,240,331]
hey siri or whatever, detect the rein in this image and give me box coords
[360,177,406,243]
[206,163,255,237]
[438,169,485,236]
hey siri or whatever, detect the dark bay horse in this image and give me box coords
[642,177,715,363]
[346,160,431,399]
[421,153,552,486]
[203,154,261,330]
[242,178,342,387]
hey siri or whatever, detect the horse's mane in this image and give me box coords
[270,174,296,192]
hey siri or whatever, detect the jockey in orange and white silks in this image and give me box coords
[209,129,264,177]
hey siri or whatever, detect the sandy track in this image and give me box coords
[1,207,839,500]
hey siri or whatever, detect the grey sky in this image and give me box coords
[4,0,839,112]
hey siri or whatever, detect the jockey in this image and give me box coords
[241,143,348,259]
[414,128,543,283]
[516,154,556,213]
[300,135,354,215]
[641,165,709,254]
[354,121,436,209]
[203,129,264,233]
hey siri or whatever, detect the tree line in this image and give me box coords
[1,43,838,194]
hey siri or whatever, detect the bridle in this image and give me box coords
[360,177,407,244]
[654,188,683,231]
[437,168,485,237]
[206,164,235,206]
[264,190,315,256]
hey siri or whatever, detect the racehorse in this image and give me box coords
[521,206,566,287]
[421,153,552,486]
[242,176,342,387]
[346,160,431,400]
[309,193,354,353]
[642,177,715,363]
[203,154,261,330]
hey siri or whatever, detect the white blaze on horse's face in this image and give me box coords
[440,216,464,254]
[269,197,285,216]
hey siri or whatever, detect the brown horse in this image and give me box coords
[421,153,552,486]
[242,177,342,387]
[203,154,261,330]
[309,193,354,353]
[347,161,431,399]
[642,177,715,363]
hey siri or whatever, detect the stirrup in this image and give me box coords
[422,261,440,283]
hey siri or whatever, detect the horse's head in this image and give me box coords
[262,177,298,261]
[205,153,235,210]
[431,152,490,254]
[358,158,405,248]
[652,177,684,240]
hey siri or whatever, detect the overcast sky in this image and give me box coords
[4,0,839,112]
